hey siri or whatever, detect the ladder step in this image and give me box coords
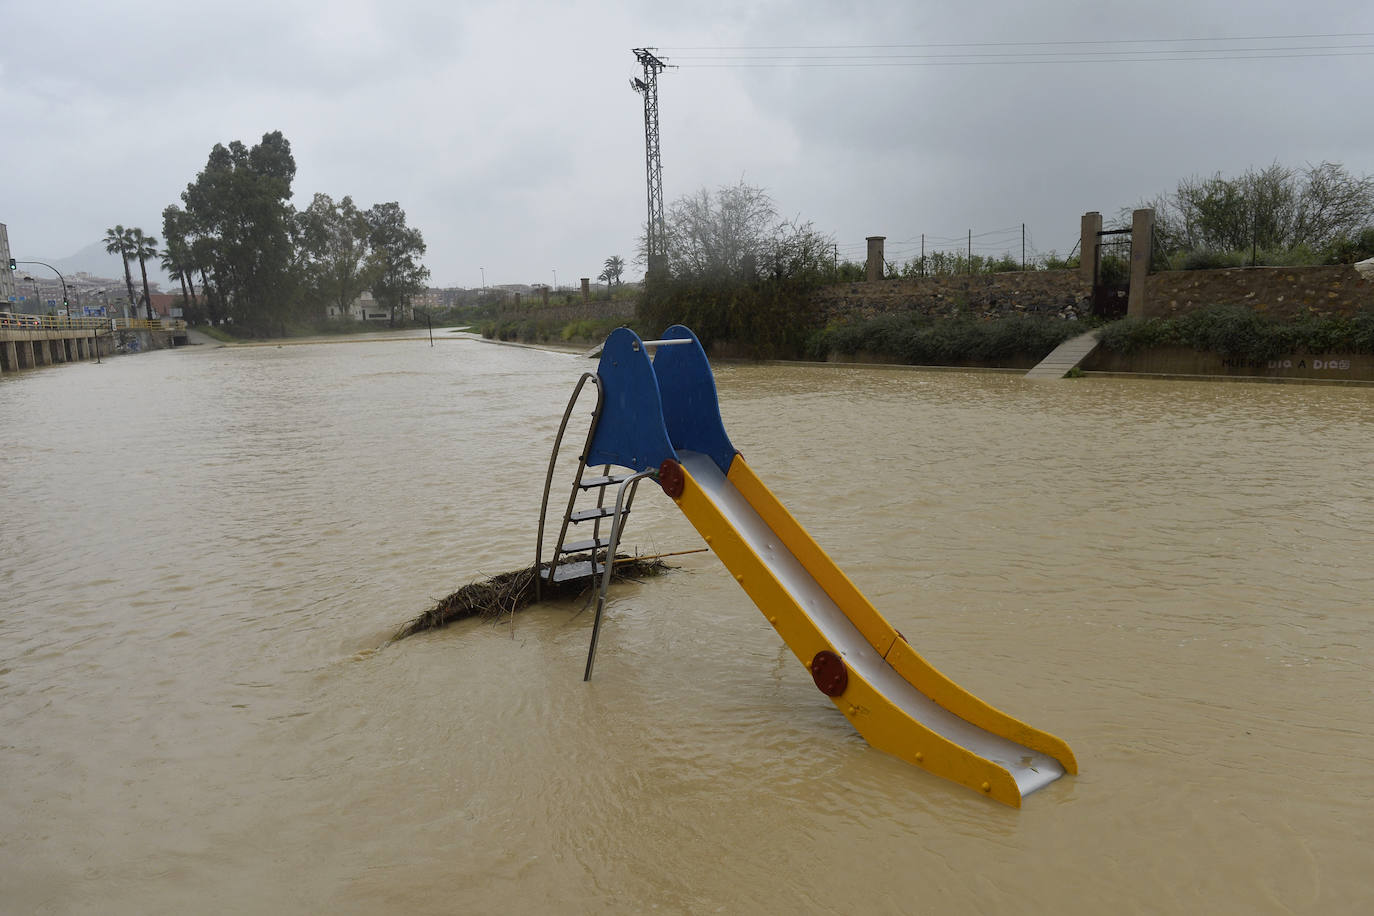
[569,506,625,524]
[579,473,633,490]
[560,537,612,554]
[543,560,605,583]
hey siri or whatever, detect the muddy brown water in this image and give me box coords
[2,334,1371,914]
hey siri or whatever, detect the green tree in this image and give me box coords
[103,225,137,317]
[364,202,429,326]
[180,131,299,335]
[161,205,199,319]
[1142,161,1374,262]
[296,193,374,320]
[600,254,625,291]
[128,228,159,320]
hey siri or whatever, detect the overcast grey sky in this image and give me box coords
[4,0,1372,288]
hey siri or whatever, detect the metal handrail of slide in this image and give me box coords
[582,469,656,681]
[534,372,604,600]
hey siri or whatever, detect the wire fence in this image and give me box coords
[832,224,1080,278]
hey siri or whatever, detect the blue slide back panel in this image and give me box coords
[584,327,677,472]
[653,325,738,475]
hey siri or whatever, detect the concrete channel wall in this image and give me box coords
[0,328,186,374]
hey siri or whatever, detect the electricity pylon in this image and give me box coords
[630,48,672,277]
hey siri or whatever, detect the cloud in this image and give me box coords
[3,0,1372,286]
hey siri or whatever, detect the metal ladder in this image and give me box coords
[535,372,652,590]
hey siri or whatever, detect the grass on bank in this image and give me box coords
[1096,305,1374,362]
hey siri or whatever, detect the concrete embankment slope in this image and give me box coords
[1024,330,1103,379]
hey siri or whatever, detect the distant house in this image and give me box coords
[146,293,183,319]
[327,290,411,322]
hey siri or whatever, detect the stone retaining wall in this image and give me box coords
[1144,265,1373,319]
[808,270,1091,324]
[494,299,635,324]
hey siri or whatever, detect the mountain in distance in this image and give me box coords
[16,239,169,288]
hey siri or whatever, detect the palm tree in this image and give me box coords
[103,225,137,317]
[602,255,625,287]
[128,228,159,321]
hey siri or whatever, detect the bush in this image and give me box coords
[1097,305,1374,361]
[637,275,822,359]
[812,313,1081,365]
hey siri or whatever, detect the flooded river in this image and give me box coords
[2,333,1371,913]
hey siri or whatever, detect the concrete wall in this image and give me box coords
[809,270,1091,324]
[1144,264,1373,319]
[1082,345,1374,382]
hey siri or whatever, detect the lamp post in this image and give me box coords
[23,276,40,314]
[480,266,485,291]
[552,268,557,291]
[16,260,67,315]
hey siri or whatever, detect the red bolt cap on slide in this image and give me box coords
[810,650,848,697]
[659,458,685,499]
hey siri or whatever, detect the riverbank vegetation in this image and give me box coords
[1137,161,1374,269]
[811,313,1084,365]
[1096,305,1374,362]
[133,131,430,337]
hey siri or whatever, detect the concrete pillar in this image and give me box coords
[1128,208,1154,319]
[1,340,16,372]
[581,278,590,301]
[865,236,886,281]
[33,338,49,366]
[21,339,36,368]
[1080,212,1102,284]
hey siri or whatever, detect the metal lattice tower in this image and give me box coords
[630,48,671,276]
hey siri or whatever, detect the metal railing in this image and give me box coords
[0,312,187,331]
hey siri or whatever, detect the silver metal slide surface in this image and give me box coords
[679,451,1065,797]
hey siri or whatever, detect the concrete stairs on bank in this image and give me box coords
[1025,330,1103,379]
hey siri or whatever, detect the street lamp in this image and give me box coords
[15,260,67,315]
[480,266,485,291]
[22,276,39,314]
[552,268,557,291]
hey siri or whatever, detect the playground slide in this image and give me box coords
[582,326,1076,806]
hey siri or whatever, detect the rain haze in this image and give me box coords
[3,0,1372,287]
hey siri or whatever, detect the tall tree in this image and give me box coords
[128,228,159,320]
[161,205,198,316]
[364,202,429,326]
[180,131,299,335]
[296,193,373,320]
[103,225,137,317]
[600,255,625,288]
[654,180,831,282]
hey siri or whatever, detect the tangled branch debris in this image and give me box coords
[391,551,676,641]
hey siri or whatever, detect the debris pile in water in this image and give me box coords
[392,551,675,640]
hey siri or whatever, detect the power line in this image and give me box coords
[663,32,1374,49]
[673,50,1374,68]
